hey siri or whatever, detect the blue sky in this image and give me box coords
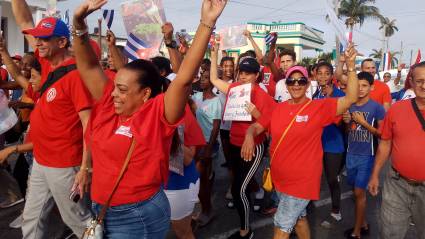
[58,0,425,62]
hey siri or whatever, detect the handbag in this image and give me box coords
[81,138,136,239]
[262,100,312,192]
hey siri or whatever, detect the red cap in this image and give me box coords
[11,55,23,61]
[22,17,70,39]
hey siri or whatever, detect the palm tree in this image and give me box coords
[338,0,382,35]
[369,48,383,59]
[379,17,399,51]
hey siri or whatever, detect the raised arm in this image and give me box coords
[210,42,231,94]
[336,43,358,115]
[162,22,183,73]
[164,0,228,124]
[264,41,282,82]
[394,63,405,86]
[0,35,29,90]
[106,30,125,71]
[72,0,109,100]
[243,30,264,65]
[335,54,346,83]
[11,0,36,50]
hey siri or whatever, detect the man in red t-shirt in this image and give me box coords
[12,1,92,237]
[361,58,392,111]
[368,61,425,239]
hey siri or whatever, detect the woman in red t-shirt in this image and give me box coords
[241,44,359,239]
[210,44,276,238]
[72,1,227,238]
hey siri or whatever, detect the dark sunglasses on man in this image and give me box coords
[285,77,309,86]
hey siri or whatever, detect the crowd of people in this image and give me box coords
[0,0,424,239]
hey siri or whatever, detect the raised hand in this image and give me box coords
[106,30,116,47]
[243,29,252,39]
[344,43,357,69]
[201,0,228,27]
[211,42,220,58]
[162,22,174,42]
[397,63,406,72]
[74,0,108,20]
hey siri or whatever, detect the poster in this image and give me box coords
[219,25,248,50]
[223,84,252,121]
[121,0,166,58]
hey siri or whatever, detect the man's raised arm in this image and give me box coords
[11,0,36,50]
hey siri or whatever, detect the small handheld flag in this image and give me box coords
[102,9,115,29]
[123,33,150,61]
[265,32,277,45]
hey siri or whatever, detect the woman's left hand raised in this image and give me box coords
[201,0,228,27]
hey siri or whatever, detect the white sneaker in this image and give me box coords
[225,188,233,200]
[9,213,23,228]
[255,188,264,200]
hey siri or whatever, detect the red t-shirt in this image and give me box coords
[183,109,206,147]
[262,67,277,97]
[258,98,338,200]
[370,80,391,106]
[29,50,92,167]
[380,100,425,181]
[88,80,182,206]
[226,82,276,146]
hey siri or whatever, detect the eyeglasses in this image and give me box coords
[285,77,308,86]
[383,75,391,78]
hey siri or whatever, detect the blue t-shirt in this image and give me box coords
[314,86,346,153]
[192,92,222,142]
[347,99,385,156]
[166,160,199,190]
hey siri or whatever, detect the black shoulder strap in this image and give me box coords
[411,98,425,131]
[40,64,77,96]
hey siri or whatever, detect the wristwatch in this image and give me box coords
[165,40,177,49]
[72,28,88,37]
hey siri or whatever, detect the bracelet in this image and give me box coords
[14,145,18,153]
[80,167,91,172]
[200,20,215,30]
[72,27,88,37]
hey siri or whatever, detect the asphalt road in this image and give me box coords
[0,149,419,239]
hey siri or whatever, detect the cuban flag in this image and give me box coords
[265,32,277,45]
[123,33,150,61]
[382,51,392,71]
[63,10,70,26]
[102,9,114,29]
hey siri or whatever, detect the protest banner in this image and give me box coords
[223,84,252,121]
[219,25,248,50]
[121,0,166,58]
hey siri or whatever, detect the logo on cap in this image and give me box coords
[41,22,54,29]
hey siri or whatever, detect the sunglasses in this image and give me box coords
[285,77,308,86]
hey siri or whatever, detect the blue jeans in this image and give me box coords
[92,189,170,239]
[346,154,374,189]
[274,191,310,233]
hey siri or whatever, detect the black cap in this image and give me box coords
[239,57,260,73]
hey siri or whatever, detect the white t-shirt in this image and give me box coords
[386,80,402,93]
[274,79,318,103]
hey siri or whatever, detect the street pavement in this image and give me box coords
[0,149,419,239]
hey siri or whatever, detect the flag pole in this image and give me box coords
[98,18,102,58]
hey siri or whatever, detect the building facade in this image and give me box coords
[228,22,325,61]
